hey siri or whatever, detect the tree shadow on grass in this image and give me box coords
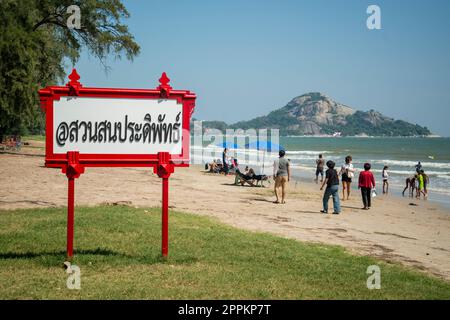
[0,248,123,260]
[0,248,200,266]
[0,199,58,207]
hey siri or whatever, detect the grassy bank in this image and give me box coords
[0,206,449,299]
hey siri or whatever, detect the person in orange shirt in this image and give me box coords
[358,163,376,210]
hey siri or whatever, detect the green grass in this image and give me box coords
[0,206,449,299]
[21,135,45,142]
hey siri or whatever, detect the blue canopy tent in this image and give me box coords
[245,141,283,152]
[245,141,284,174]
[216,142,240,149]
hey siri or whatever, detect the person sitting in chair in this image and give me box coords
[252,172,269,187]
[235,168,256,186]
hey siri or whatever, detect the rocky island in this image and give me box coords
[197,92,431,137]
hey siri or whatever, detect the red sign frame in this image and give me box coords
[39,69,196,260]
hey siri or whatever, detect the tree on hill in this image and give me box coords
[0,0,140,138]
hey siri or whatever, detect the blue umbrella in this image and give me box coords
[245,141,284,152]
[245,141,285,174]
[217,142,240,149]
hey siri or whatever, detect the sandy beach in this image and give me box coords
[1,140,450,281]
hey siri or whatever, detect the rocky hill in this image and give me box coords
[199,92,431,136]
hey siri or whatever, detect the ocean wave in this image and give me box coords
[289,164,316,171]
[385,182,450,195]
[370,169,450,176]
[419,187,450,195]
[289,165,450,177]
[192,145,450,172]
[285,150,331,155]
[370,159,450,169]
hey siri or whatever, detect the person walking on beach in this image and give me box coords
[320,160,341,214]
[382,166,389,194]
[358,163,376,210]
[273,150,290,204]
[315,154,325,183]
[339,155,355,201]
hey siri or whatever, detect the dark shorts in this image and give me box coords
[342,173,352,183]
[316,168,324,176]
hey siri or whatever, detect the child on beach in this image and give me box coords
[339,155,355,201]
[416,171,427,199]
[358,163,376,210]
[320,160,341,214]
[421,170,430,196]
[315,154,325,183]
[382,166,389,194]
[402,175,416,197]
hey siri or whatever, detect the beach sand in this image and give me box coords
[1,140,450,281]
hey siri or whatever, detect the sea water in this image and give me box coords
[192,136,450,208]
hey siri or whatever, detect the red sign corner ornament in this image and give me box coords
[39,69,196,260]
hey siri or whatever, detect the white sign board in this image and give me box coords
[53,97,183,154]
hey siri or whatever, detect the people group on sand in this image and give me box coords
[207,148,240,175]
[320,156,376,212]
[208,147,431,213]
[402,166,430,200]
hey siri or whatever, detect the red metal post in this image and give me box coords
[67,177,75,259]
[162,177,169,257]
[154,152,174,258]
[62,151,84,261]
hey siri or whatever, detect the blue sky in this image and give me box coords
[73,0,450,136]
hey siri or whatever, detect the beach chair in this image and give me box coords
[235,170,257,187]
[252,174,269,187]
